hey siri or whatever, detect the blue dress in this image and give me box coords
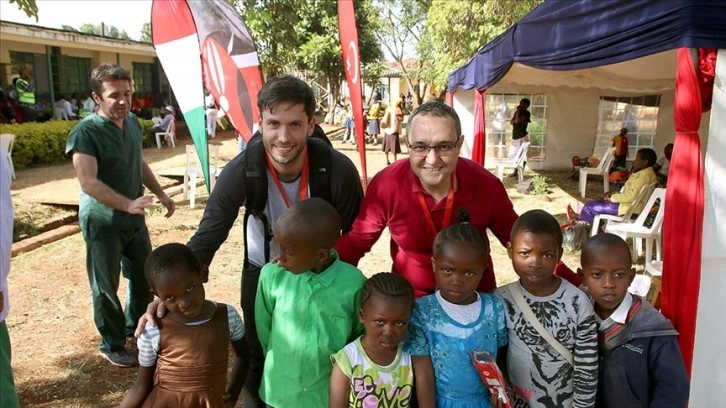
[405,293,507,408]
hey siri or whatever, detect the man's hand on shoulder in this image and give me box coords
[127,196,154,215]
[158,193,176,218]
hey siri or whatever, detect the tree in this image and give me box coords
[9,0,38,21]
[421,0,542,95]
[140,22,151,43]
[76,23,131,40]
[372,0,431,105]
[236,0,381,103]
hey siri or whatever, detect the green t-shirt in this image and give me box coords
[255,251,366,407]
[66,113,145,229]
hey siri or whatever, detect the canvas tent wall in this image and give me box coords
[446,0,726,404]
[453,51,711,169]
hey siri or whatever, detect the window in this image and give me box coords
[595,95,660,159]
[484,93,548,160]
[60,56,90,96]
[132,62,153,94]
[9,51,35,77]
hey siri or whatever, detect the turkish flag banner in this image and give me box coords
[338,0,368,189]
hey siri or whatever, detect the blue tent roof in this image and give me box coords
[447,0,726,92]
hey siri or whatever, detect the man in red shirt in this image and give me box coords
[335,101,519,297]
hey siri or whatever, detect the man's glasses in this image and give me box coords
[407,138,460,156]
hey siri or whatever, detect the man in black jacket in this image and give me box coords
[137,76,363,407]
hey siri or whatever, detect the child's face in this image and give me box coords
[432,241,487,305]
[359,295,412,353]
[152,267,207,321]
[578,244,635,320]
[508,232,562,293]
[273,225,326,274]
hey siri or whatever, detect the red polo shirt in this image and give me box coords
[335,158,519,297]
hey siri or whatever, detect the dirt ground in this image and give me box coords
[6,127,596,407]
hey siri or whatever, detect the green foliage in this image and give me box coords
[237,0,381,100]
[140,22,151,43]
[531,175,549,195]
[372,0,431,105]
[8,0,38,21]
[0,118,155,170]
[422,0,542,91]
[76,23,131,40]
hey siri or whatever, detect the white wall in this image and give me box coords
[691,49,726,407]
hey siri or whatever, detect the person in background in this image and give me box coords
[0,148,20,408]
[66,63,176,368]
[149,106,176,146]
[508,98,531,178]
[366,96,383,145]
[381,98,402,165]
[205,91,218,139]
[54,95,77,120]
[611,128,629,170]
[79,92,96,118]
[653,143,673,185]
[15,67,38,123]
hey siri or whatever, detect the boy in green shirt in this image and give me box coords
[255,198,366,407]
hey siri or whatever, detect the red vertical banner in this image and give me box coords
[472,89,486,165]
[338,0,368,189]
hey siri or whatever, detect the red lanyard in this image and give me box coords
[265,147,309,208]
[417,173,456,236]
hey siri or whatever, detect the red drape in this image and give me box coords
[446,91,454,107]
[661,48,715,377]
[471,89,486,165]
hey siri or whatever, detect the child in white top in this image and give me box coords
[330,272,415,407]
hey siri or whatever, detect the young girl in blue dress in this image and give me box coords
[406,210,508,408]
[329,272,416,408]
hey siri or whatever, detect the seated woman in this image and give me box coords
[569,148,658,224]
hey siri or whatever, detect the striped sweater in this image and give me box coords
[496,278,599,408]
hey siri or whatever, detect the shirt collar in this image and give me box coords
[304,250,339,286]
[595,292,633,327]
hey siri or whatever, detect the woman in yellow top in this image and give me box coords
[570,148,658,224]
[366,97,383,145]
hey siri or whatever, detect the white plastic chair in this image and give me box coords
[591,182,657,237]
[183,144,220,208]
[628,274,652,297]
[580,146,616,198]
[605,188,666,263]
[495,142,530,183]
[0,134,15,179]
[155,120,176,149]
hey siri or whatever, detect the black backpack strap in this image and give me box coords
[307,137,333,204]
[242,133,273,266]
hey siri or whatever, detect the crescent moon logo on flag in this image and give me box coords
[348,41,359,84]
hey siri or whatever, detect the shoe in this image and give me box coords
[99,348,138,368]
[566,204,578,222]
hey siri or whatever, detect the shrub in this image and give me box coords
[0,118,155,170]
[531,175,549,195]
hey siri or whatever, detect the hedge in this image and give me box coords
[0,118,155,170]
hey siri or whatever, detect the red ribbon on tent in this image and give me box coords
[337,0,368,190]
[446,91,454,107]
[661,47,715,377]
[471,89,486,165]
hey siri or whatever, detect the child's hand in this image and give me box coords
[490,389,505,408]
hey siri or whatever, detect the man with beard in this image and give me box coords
[137,75,364,407]
[66,64,176,368]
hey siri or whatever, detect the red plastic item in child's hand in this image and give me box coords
[471,351,512,408]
